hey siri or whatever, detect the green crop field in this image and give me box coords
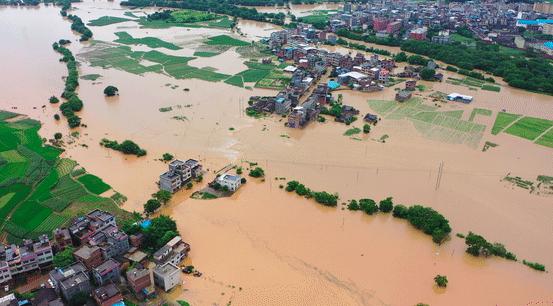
[81,74,102,81]
[368,98,486,148]
[491,112,521,135]
[77,174,111,195]
[504,117,553,141]
[535,128,553,148]
[469,108,492,122]
[87,16,133,26]
[114,31,182,50]
[224,75,244,88]
[0,111,130,241]
[138,10,232,29]
[205,35,250,47]
[193,51,219,57]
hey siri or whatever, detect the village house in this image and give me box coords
[126,266,154,297]
[52,228,72,252]
[92,259,121,286]
[405,80,417,91]
[49,263,92,302]
[0,235,53,285]
[74,245,103,270]
[395,90,413,102]
[153,236,190,266]
[159,159,203,193]
[68,210,116,245]
[153,263,181,292]
[92,283,123,306]
[88,225,129,259]
[216,174,243,192]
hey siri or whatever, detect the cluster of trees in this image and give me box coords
[49,96,59,104]
[400,40,553,94]
[123,215,180,253]
[162,152,174,161]
[522,260,546,272]
[120,0,286,25]
[103,85,119,96]
[434,275,448,288]
[52,42,83,128]
[336,38,392,56]
[0,0,40,5]
[390,204,451,244]
[348,197,394,214]
[464,231,517,260]
[100,138,147,156]
[420,68,436,81]
[285,180,338,206]
[52,246,75,268]
[336,29,402,47]
[67,14,92,41]
[248,166,265,178]
[144,190,172,214]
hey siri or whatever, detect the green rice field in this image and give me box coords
[504,117,553,141]
[469,108,492,122]
[114,31,182,50]
[491,112,521,135]
[205,35,250,47]
[87,16,133,26]
[0,111,129,242]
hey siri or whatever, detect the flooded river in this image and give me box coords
[1,1,552,305]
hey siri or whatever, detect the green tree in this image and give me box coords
[363,124,371,134]
[236,167,243,175]
[49,96,60,104]
[152,190,172,205]
[394,52,408,62]
[54,132,63,140]
[434,275,448,288]
[420,68,436,81]
[53,247,75,268]
[359,199,378,215]
[142,215,178,251]
[69,292,89,306]
[379,197,393,213]
[248,167,265,178]
[54,114,60,121]
[103,85,119,96]
[347,199,360,211]
[392,204,408,218]
[162,153,174,161]
[144,198,161,214]
[286,180,299,192]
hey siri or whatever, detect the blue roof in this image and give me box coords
[111,302,125,306]
[327,80,340,90]
[517,19,553,25]
[545,41,553,50]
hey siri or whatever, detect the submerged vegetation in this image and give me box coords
[285,180,338,206]
[100,139,147,157]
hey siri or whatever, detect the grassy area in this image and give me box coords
[80,74,101,81]
[87,16,133,26]
[138,10,232,29]
[0,111,129,241]
[344,127,361,136]
[504,117,553,141]
[368,98,486,148]
[446,77,500,92]
[469,108,492,122]
[77,174,111,195]
[481,84,501,92]
[224,75,244,88]
[491,112,521,135]
[205,35,250,47]
[114,31,181,50]
[193,51,219,57]
[450,34,476,45]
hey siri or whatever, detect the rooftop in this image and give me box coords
[154,262,179,276]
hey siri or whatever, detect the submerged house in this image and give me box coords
[216,174,243,192]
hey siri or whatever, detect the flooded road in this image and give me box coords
[1,1,552,305]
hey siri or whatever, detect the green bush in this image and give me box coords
[379,197,393,212]
[359,198,378,215]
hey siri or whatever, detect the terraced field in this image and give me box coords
[0,111,129,243]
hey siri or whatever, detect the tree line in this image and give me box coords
[120,0,287,25]
[52,41,83,128]
[100,138,147,156]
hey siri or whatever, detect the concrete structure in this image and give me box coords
[126,267,152,295]
[153,236,190,266]
[447,93,473,103]
[92,259,121,286]
[92,283,123,306]
[49,263,91,302]
[160,159,202,193]
[431,30,450,44]
[153,263,181,292]
[69,210,116,245]
[88,225,129,259]
[0,235,53,284]
[216,174,242,192]
[74,245,103,270]
[409,27,427,40]
[395,90,412,102]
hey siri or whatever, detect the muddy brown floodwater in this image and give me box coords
[1,1,552,305]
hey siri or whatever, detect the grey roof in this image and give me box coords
[126,267,150,282]
[154,263,179,276]
[74,245,99,259]
[160,171,180,180]
[93,259,120,276]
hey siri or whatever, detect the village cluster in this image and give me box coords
[0,210,191,306]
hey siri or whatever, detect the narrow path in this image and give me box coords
[533,124,553,142]
[497,115,523,134]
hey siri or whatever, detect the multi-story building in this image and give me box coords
[49,263,91,302]
[153,263,181,292]
[409,27,427,40]
[0,235,53,284]
[126,267,153,295]
[92,283,123,306]
[88,225,129,259]
[69,210,116,245]
[74,245,103,270]
[52,228,72,252]
[153,236,191,267]
[431,30,451,44]
[160,159,203,193]
[92,259,121,286]
[215,174,243,192]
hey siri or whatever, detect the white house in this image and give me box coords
[216,174,242,192]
